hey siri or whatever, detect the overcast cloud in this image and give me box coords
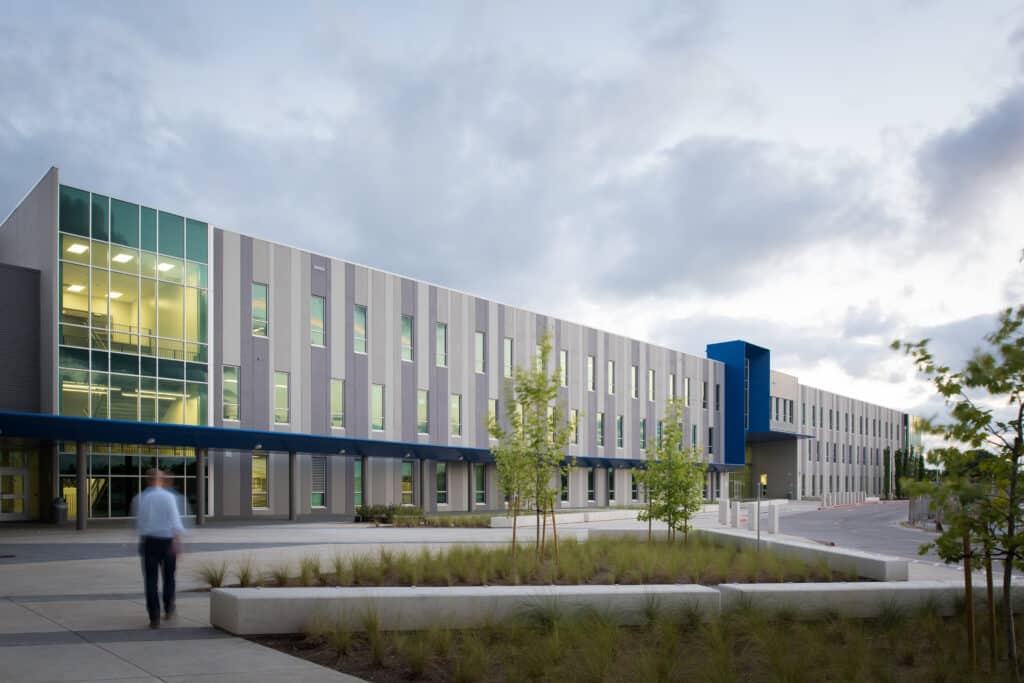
[1,0,1023,426]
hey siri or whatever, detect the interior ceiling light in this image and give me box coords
[112,253,134,263]
[109,291,123,299]
[66,243,88,254]
[67,284,85,293]
[157,262,175,272]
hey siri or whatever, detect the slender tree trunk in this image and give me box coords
[987,545,997,671]
[535,502,540,555]
[964,532,976,672]
[511,496,519,578]
[551,501,560,565]
[540,504,547,558]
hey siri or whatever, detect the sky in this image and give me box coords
[1,1,1022,428]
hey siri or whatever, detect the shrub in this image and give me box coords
[299,554,321,586]
[270,563,291,587]
[197,560,228,588]
[329,554,350,586]
[236,556,260,587]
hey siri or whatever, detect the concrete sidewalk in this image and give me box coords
[0,591,363,682]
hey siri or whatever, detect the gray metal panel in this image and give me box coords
[346,263,368,438]
[0,264,40,412]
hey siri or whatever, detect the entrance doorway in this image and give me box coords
[0,450,30,521]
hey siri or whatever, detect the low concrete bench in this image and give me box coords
[211,584,721,635]
[719,581,971,618]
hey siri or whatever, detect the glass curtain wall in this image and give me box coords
[56,185,209,517]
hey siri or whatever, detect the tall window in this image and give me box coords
[353,304,367,353]
[570,409,579,444]
[450,394,462,436]
[607,468,616,501]
[401,315,414,361]
[587,468,596,502]
[417,389,429,434]
[435,322,448,367]
[692,424,697,448]
[802,402,806,425]
[631,471,639,501]
[668,373,676,400]
[252,283,268,336]
[715,383,720,412]
[630,365,638,398]
[535,344,543,371]
[371,384,385,430]
[648,369,655,401]
[708,427,714,454]
[684,377,691,407]
[657,420,664,447]
[475,463,486,503]
[311,456,326,507]
[607,360,615,395]
[222,365,239,420]
[487,399,497,431]
[503,337,513,378]
[702,381,708,409]
[640,418,647,450]
[587,355,595,391]
[330,378,344,427]
[401,460,414,505]
[616,415,624,448]
[561,470,569,502]
[596,412,605,446]
[436,462,448,504]
[353,458,364,506]
[273,371,289,424]
[475,331,486,373]
[251,454,268,509]
[559,349,568,387]
[310,295,325,346]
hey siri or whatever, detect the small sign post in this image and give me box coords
[757,473,767,551]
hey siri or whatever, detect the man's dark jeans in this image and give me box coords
[140,536,176,622]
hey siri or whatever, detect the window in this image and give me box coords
[648,369,655,401]
[640,418,647,450]
[692,424,697,448]
[475,331,486,373]
[702,381,708,409]
[802,402,806,425]
[353,304,367,353]
[436,323,448,367]
[708,427,714,454]
[596,412,605,446]
[547,406,554,443]
[450,394,462,436]
[273,371,289,424]
[587,468,596,502]
[503,337,513,378]
[535,344,543,371]
[684,377,691,407]
[812,405,816,427]
[714,383,720,411]
[252,454,268,509]
[401,315,414,361]
[475,463,486,504]
[311,456,326,507]
[570,409,579,444]
[668,373,676,400]
[561,470,569,502]
[222,365,239,420]
[586,355,595,391]
[353,458,364,507]
[630,365,638,398]
[559,349,568,387]
[607,360,615,395]
[829,409,833,429]
[608,468,616,501]
[330,379,344,427]
[251,283,268,336]
[310,295,325,345]
[436,462,448,504]
[417,389,429,434]
[616,415,624,448]
[488,399,497,431]
[631,472,639,501]
[401,461,414,505]
[371,384,385,430]
[657,420,663,447]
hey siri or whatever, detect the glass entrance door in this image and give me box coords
[0,467,28,520]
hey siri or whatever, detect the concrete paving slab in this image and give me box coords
[0,600,63,633]
[0,642,153,681]
[164,670,365,682]
[103,635,335,677]
[21,599,207,631]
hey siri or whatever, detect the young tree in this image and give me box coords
[491,331,572,562]
[893,305,1024,679]
[637,399,708,543]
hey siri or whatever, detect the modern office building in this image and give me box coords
[0,168,914,525]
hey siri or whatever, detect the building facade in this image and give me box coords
[0,168,913,523]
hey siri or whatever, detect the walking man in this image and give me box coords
[133,469,185,628]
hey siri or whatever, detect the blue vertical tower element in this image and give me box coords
[706,340,771,467]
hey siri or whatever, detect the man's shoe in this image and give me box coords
[149,619,160,629]
[163,607,175,620]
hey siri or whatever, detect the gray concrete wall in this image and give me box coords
[0,264,40,413]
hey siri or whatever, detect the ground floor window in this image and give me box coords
[561,470,569,502]
[631,470,639,501]
[587,468,595,502]
[252,453,268,509]
[401,460,414,505]
[474,463,486,504]
[436,462,448,504]
[311,456,326,507]
[354,458,364,506]
[607,467,616,502]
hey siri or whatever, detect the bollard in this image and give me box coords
[768,504,780,534]
[719,497,730,526]
[731,501,741,528]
